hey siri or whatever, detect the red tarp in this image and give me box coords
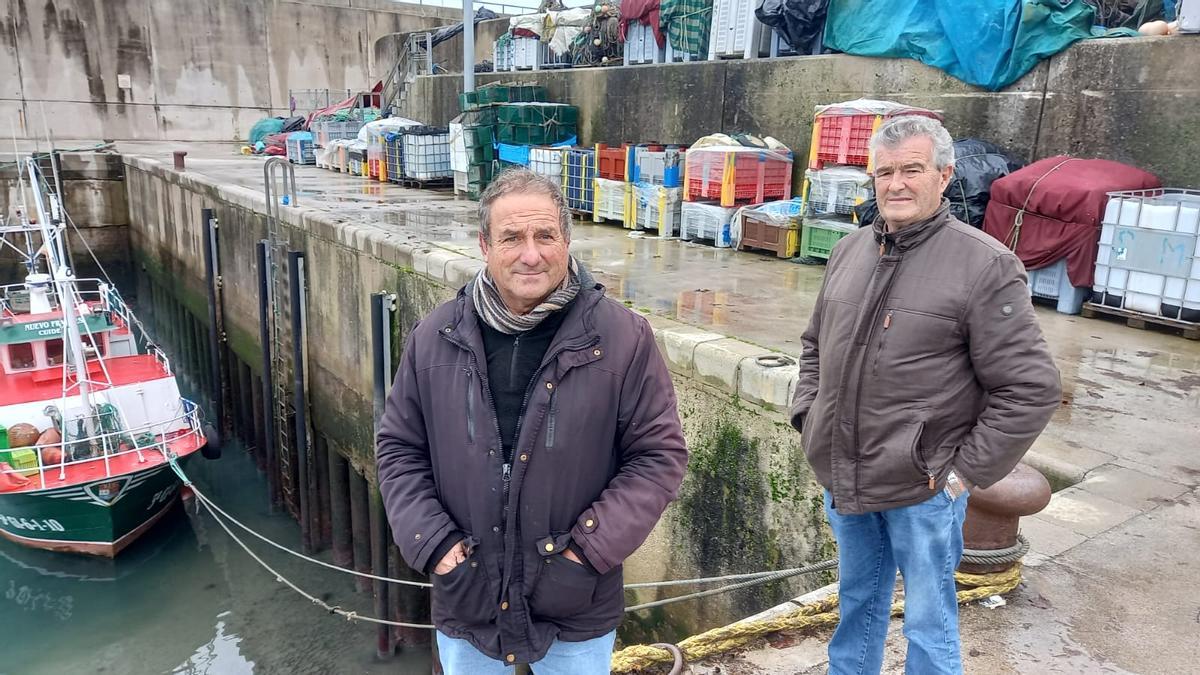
[983,156,1160,288]
[619,0,665,49]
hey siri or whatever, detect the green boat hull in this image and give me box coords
[0,462,185,557]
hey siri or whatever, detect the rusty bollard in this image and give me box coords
[959,462,1051,573]
[173,150,187,170]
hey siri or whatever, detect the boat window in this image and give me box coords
[82,334,106,358]
[8,342,36,370]
[46,338,65,366]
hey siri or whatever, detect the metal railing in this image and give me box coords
[0,404,203,491]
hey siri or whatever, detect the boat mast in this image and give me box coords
[25,159,93,426]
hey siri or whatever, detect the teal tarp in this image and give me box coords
[824,0,1096,91]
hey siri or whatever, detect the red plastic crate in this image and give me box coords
[685,150,793,206]
[810,110,941,170]
[596,143,630,181]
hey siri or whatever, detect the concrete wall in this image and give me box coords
[123,152,833,637]
[0,152,132,287]
[400,37,1200,187]
[0,0,461,143]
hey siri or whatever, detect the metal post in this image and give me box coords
[202,209,227,433]
[257,240,279,509]
[370,291,396,658]
[288,250,312,554]
[463,0,475,93]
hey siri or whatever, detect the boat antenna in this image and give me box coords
[8,119,35,272]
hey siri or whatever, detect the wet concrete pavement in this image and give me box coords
[127,144,1200,673]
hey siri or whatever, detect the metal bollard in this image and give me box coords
[959,462,1051,573]
[173,150,187,170]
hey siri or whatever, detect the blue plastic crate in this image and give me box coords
[566,148,595,213]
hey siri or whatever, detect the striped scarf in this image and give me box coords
[472,257,581,335]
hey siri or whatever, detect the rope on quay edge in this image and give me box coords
[610,561,1026,673]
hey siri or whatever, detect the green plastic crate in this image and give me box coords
[463,125,494,147]
[460,108,496,126]
[476,85,512,105]
[801,218,858,260]
[468,162,495,183]
[459,91,480,111]
[467,144,495,164]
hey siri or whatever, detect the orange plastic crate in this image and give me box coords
[596,143,630,181]
[685,150,793,206]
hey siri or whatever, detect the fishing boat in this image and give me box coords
[0,157,213,557]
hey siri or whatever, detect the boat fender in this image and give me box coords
[200,423,222,460]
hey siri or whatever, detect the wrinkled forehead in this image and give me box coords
[490,192,562,235]
[872,136,936,169]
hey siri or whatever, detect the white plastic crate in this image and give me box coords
[538,41,572,69]
[594,177,629,222]
[631,184,682,236]
[454,170,468,194]
[623,21,666,64]
[805,167,872,217]
[449,123,468,173]
[681,202,737,247]
[1027,259,1090,315]
[709,0,771,59]
[633,148,685,187]
[512,37,539,70]
[529,147,566,191]
[401,132,452,180]
[286,134,315,165]
[1093,188,1200,322]
[493,38,513,72]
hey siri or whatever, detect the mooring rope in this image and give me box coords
[167,456,1029,643]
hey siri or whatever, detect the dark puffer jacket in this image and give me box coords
[377,272,688,664]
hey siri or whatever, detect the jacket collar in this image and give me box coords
[444,258,604,351]
[872,199,952,253]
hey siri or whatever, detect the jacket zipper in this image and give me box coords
[464,368,476,443]
[545,388,557,449]
[910,426,935,490]
[873,311,893,377]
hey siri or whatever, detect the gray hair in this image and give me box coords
[869,115,955,170]
[477,167,573,243]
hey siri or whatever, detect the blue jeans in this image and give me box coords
[824,489,969,675]
[436,630,617,675]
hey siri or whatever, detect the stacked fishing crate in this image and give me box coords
[594,144,632,224]
[286,132,315,165]
[736,198,804,258]
[565,147,596,215]
[630,146,687,236]
[529,146,568,194]
[801,100,940,260]
[682,145,793,248]
[455,84,574,199]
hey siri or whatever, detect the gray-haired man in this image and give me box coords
[790,116,1061,673]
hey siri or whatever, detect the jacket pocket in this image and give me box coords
[431,536,494,626]
[528,551,598,620]
[908,422,936,489]
[465,369,476,444]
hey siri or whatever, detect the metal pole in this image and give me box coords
[202,209,226,433]
[349,468,372,594]
[257,240,279,510]
[288,250,312,554]
[463,0,475,93]
[370,292,394,658]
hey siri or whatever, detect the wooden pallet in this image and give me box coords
[1080,302,1200,340]
[390,177,453,190]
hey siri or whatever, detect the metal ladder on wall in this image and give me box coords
[263,157,299,516]
[383,32,434,114]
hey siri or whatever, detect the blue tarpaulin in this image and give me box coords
[497,136,578,167]
[824,0,1096,91]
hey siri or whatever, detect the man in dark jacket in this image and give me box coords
[791,116,1061,674]
[377,168,688,674]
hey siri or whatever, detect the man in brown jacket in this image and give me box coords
[791,116,1061,674]
[377,168,688,674]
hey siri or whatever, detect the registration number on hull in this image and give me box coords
[0,514,66,532]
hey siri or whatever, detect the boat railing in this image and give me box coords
[0,403,204,491]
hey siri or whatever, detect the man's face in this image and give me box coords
[872,135,954,231]
[479,192,570,314]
